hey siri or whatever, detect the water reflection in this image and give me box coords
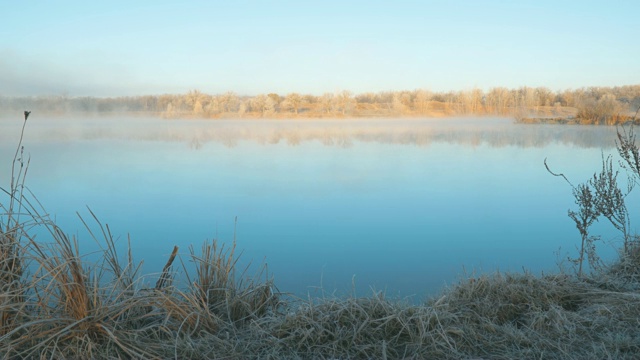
[0,117,619,149]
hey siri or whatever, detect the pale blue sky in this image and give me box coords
[1,0,639,96]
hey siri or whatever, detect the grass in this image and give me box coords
[2,116,640,358]
[3,231,640,359]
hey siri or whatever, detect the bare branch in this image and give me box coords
[544,158,574,188]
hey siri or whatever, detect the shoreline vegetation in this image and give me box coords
[2,84,640,125]
[1,115,640,358]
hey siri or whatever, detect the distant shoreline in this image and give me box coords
[2,84,638,125]
[517,114,639,125]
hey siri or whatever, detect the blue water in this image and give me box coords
[0,116,631,300]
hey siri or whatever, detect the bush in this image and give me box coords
[576,93,625,124]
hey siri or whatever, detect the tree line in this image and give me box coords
[2,85,639,124]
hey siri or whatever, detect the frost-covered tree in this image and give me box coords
[282,93,304,114]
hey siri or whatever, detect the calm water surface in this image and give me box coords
[0,116,630,300]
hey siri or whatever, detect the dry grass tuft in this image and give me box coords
[185,239,280,327]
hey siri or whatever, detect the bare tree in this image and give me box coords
[185,90,206,115]
[333,90,355,115]
[237,101,247,117]
[319,93,334,115]
[486,87,511,115]
[282,93,304,114]
[412,89,431,115]
[250,94,276,117]
[220,92,239,113]
[392,93,407,114]
[535,87,554,108]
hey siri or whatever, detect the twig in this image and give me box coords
[10,111,30,199]
[544,157,574,188]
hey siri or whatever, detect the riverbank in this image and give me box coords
[518,114,640,125]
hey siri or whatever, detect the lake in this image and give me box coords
[0,116,630,301]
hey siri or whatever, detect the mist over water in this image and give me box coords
[0,116,628,300]
[0,116,619,149]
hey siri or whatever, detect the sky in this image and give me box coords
[1,0,639,97]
